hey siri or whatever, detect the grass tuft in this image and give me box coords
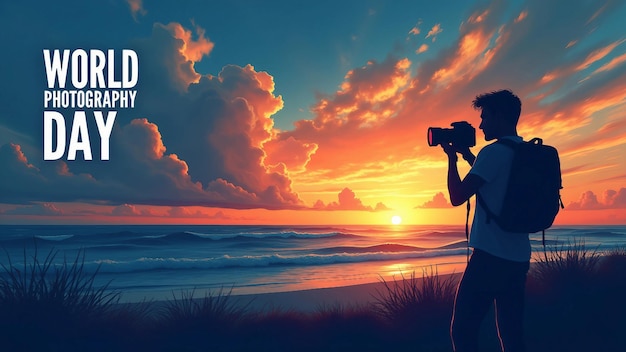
[159,286,246,324]
[529,239,600,296]
[0,247,119,319]
[372,266,458,340]
[0,247,120,350]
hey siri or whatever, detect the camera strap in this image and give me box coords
[465,199,471,263]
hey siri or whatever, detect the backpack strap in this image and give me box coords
[476,191,499,226]
[495,138,520,149]
[475,137,522,227]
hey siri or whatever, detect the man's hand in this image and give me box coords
[441,144,474,166]
[441,143,458,162]
[441,143,484,206]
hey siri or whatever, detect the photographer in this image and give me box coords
[439,90,530,352]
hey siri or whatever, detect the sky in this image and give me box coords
[0,0,625,225]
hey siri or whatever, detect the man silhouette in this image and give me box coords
[441,89,530,352]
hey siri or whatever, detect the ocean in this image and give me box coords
[0,225,624,302]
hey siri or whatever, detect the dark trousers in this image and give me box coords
[451,249,530,352]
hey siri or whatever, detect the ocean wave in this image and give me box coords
[83,244,145,251]
[123,231,361,244]
[84,248,469,274]
[313,241,467,254]
[0,235,77,247]
[33,235,75,242]
[575,231,626,237]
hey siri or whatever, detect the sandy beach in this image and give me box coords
[229,272,463,312]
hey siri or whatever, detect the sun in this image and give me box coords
[391,215,402,225]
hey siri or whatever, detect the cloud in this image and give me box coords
[132,22,215,93]
[126,0,146,21]
[431,28,498,88]
[406,20,423,42]
[591,52,626,75]
[168,207,229,219]
[3,203,64,216]
[416,192,452,208]
[274,55,413,175]
[408,20,421,37]
[165,22,215,63]
[0,22,311,211]
[263,136,318,172]
[567,188,626,209]
[313,188,388,211]
[575,39,625,72]
[514,10,528,23]
[0,117,300,209]
[133,24,309,207]
[426,24,443,42]
[416,44,429,54]
[112,204,142,216]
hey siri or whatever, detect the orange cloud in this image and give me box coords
[112,204,142,216]
[529,39,625,94]
[167,206,229,219]
[567,188,626,209]
[514,10,527,23]
[338,57,411,106]
[0,116,303,210]
[416,44,429,54]
[313,188,389,211]
[432,28,499,87]
[591,52,626,75]
[468,9,490,24]
[126,0,146,20]
[166,22,214,63]
[129,25,306,209]
[147,22,215,90]
[263,136,318,173]
[426,24,442,42]
[416,192,452,208]
[575,39,625,71]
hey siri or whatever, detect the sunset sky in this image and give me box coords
[0,0,625,225]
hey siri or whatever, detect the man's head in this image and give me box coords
[472,89,521,141]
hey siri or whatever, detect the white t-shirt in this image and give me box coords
[468,136,531,262]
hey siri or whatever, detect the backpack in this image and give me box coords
[476,138,564,241]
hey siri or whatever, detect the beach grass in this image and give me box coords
[529,239,601,296]
[373,267,458,340]
[0,248,120,350]
[0,244,625,351]
[524,240,625,352]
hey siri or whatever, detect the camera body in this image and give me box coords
[428,121,476,148]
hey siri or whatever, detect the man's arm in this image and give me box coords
[442,145,484,206]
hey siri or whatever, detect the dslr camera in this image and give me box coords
[428,121,476,148]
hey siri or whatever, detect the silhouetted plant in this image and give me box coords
[0,247,119,320]
[0,247,120,350]
[159,287,248,327]
[372,266,458,340]
[530,239,600,294]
